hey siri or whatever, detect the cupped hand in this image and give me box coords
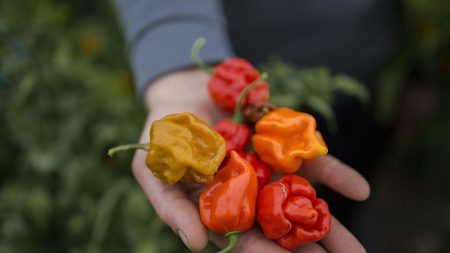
[132,70,370,252]
[208,155,369,253]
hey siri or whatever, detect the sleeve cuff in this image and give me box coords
[130,19,234,99]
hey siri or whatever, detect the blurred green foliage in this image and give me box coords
[0,0,212,252]
[370,0,450,252]
[261,60,368,132]
[377,0,450,200]
[375,0,450,124]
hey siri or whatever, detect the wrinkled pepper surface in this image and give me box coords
[146,113,226,184]
[214,119,251,156]
[208,57,269,113]
[199,151,258,252]
[257,175,331,250]
[252,107,328,173]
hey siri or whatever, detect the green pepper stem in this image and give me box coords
[191,37,213,74]
[107,143,149,157]
[232,72,268,123]
[261,107,270,115]
[216,231,240,253]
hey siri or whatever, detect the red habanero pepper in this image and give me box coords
[191,39,269,113]
[240,152,271,190]
[208,58,269,113]
[213,73,267,156]
[257,175,331,250]
[199,151,258,253]
[214,119,250,155]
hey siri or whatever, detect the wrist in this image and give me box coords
[143,69,214,120]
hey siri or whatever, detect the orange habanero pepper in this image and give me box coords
[252,107,328,173]
[199,151,258,253]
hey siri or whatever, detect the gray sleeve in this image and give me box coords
[113,0,234,98]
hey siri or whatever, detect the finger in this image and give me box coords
[320,216,366,253]
[180,181,206,205]
[209,228,291,253]
[294,243,327,253]
[299,156,370,201]
[132,150,208,251]
[132,116,208,250]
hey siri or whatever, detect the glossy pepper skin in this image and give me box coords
[257,175,331,250]
[146,113,226,184]
[208,57,269,113]
[199,151,258,234]
[214,119,251,156]
[241,152,272,190]
[252,107,328,173]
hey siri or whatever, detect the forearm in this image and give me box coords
[113,0,234,99]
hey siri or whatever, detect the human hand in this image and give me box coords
[132,69,370,252]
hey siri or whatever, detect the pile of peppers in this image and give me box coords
[108,38,332,252]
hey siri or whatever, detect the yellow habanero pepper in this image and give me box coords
[108,112,226,184]
[148,113,226,184]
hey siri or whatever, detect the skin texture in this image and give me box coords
[133,69,369,252]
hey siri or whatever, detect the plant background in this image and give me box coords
[0,0,449,252]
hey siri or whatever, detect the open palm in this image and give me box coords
[133,70,368,253]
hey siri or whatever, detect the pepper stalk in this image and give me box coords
[217,232,240,253]
[232,72,268,123]
[191,37,213,74]
[108,143,149,157]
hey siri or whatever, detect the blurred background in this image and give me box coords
[0,0,449,252]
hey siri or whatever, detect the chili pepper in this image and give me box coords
[252,107,328,173]
[213,73,267,156]
[208,57,269,113]
[108,113,226,184]
[243,102,277,125]
[199,151,258,253]
[257,174,331,250]
[191,38,269,112]
[241,152,272,190]
[214,119,250,155]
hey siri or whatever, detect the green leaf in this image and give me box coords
[332,75,369,103]
[269,94,301,108]
[26,187,51,231]
[90,179,131,249]
[304,95,337,133]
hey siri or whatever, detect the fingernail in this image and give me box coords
[178,229,192,250]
